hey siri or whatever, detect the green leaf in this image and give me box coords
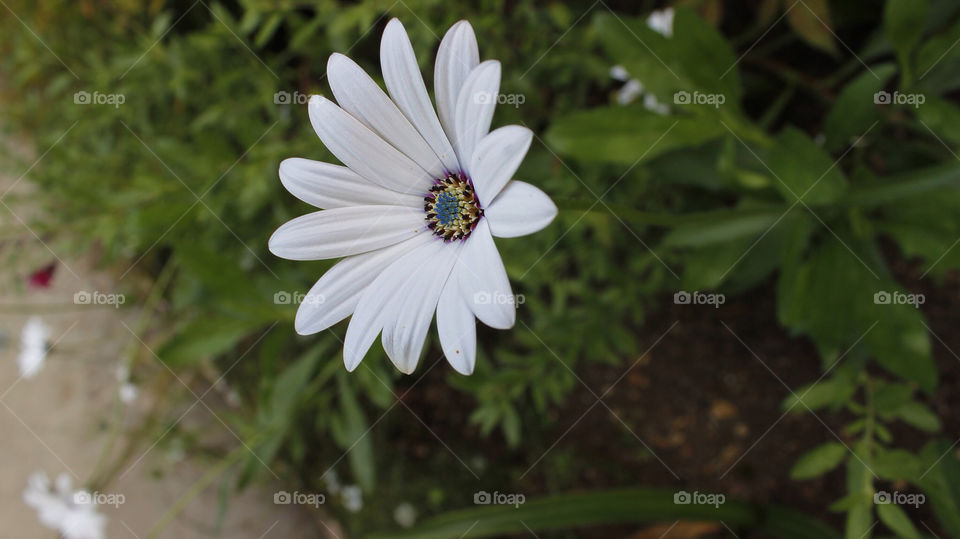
[873,381,913,414]
[873,448,924,480]
[791,442,847,479]
[877,503,921,539]
[158,317,263,367]
[238,343,326,487]
[544,106,723,165]
[895,401,941,432]
[885,0,928,63]
[849,162,960,208]
[916,17,960,93]
[782,377,857,412]
[916,440,960,536]
[671,8,742,102]
[767,127,847,205]
[915,97,960,146]
[592,9,741,105]
[593,13,677,101]
[333,371,376,492]
[369,487,839,539]
[823,64,896,151]
[664,211,779,247]
[786,0,837,54]
[864,297,936,392]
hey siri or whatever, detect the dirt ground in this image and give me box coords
[380,250,959,537]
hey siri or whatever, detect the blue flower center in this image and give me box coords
[424,173,482,241]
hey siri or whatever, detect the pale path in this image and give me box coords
[0,139,336,538]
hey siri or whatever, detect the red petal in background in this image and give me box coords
[28,262,56,289]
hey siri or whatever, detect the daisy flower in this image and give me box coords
[269,19,557,375]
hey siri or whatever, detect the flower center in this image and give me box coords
[424,173,483,241]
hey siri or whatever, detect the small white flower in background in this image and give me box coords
[17,317,50,379]
[341,485,363,513]
[269,19,557,375]
[614,77,644,106]
[114,363,129,382]
[609,8,675,112]
[323,470,342,495]
[609,66,669,114]
[23,472,106,539]
[119,383,139,404]
[114,363,139,404]
[646,7,675,37]
[393,502,417,528]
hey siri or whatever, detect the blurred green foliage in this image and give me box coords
[3,0,960,536]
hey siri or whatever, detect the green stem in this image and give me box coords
[146,444,250,539]
[89,259,178,489]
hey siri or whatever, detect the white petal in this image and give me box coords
[457,220,515,329]
[279,158,422,209]
[327,53,446,179]
[380,19,459,173]
[485,181,557,238]
[435,21,479,149]
[382,244,460,374]
[269,206,427,260]
[469,125,532,206]
[294,234,433,334]
[309,95,431,194]
[343,240,444,371]
[453,60,500,171]
[437,279,477,374]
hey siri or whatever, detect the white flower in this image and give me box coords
[341,485,363,513]
[615,78,644,105]
[646,8,675,37]
[643,93,670,115]
[269,19,557,375]
[119,383,139,404]
[393,502,417,528]
[323,470,342,495]
[23,472,106,539]
[17,317,50,379]
[609,64,630,82]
